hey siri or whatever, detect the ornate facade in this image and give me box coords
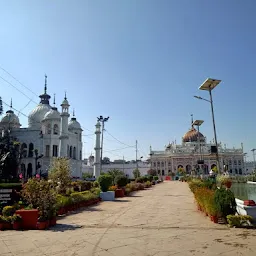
[150,122,245,176]
[0,76,83,178]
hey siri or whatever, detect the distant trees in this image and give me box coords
[133,168,140,179]
[0,132,20,181]
[147,169,157,176]
[102,157,110,164]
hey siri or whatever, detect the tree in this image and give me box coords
[107,169,125,185]
[102,157,110,164]
[147,169,157,176]
[133,168,140,179]
[48,158,71,195]
[0,132,20,181]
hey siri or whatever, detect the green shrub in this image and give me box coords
[135,177,144,183]
[2,206,16,216]
[12,214,22,223]
[227,215,253,227]
[114,175,128,188]
[153,176,158,181]
[214,188,236,219]
[93,181,99,188]
[97,175,112,192]
[148,175,153,182]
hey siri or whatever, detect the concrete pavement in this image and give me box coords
[0,181,256,256]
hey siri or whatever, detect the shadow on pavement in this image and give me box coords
[49,224,83,232]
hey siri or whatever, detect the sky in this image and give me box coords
[0,0,256,161]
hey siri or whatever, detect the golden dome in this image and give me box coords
[182,127,205,143]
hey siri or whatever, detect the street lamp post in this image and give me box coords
[97,116,109,173]
[192,119,204,172]
[194,78,221,173]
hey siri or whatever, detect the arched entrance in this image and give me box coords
[186,165,192,174]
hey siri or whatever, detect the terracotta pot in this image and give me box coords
[15,209,38,230]
[50,217,56,227]
[225,181,232,189]
[5,223,12,230]
[13,222,21,230]
[37,221,46,230]
[45,220,50,229]
[210,215,218,223]
[115,189,125,198]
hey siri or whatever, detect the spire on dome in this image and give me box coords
[53,94,56,106]
[39,74,51,104]
[10,98,12,108]
[191,114,194,127]
[44,74,47,94]
[73,108,75,117]
[64,91,67,100]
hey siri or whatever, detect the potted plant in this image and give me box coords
[114,175,128,197]
[37,215,47,230]
[48,208,57,227]
[214,188,236,222]
[98,174,115,201]
[12,214,22,230]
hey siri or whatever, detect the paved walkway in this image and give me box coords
[1,182,256,256]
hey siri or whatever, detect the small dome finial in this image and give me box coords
[44,74,47,94]
[53,93,56,106]
[191,114,194,127]
[64,91,67,100]
[10,98,12,108]
[73,108,75,117]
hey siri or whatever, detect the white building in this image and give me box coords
[150,120,245,176]
[0,76,83,178]
[82,158,149,178]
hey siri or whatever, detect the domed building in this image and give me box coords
[0,76,83,179]
[0,100,21,130]
[149,116,245,176]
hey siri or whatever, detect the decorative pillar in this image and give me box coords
[59,94,70,157]
[93,121,101,178]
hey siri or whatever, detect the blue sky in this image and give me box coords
[0,0,255,161]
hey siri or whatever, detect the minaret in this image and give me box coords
[93,121,101,178]
[59,92,70,157]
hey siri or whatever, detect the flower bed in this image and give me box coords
[188,178,236,224]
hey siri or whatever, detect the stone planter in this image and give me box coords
[100,191,115,201]
[16,209,38,230]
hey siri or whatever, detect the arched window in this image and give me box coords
[79,133,82,142]
[53,124,59,135]
[80,150,82,160]
[161,162,164,167]
[21,143,27,157]
[73,147,76,159]
[69,146,72,158]
[28,143,34,157]
[27,163,33,178]
[47,123,51,134]
[67,145,69,156]
[234,160,237,165]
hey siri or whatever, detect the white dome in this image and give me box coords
[68,117,82,130]
[0,110,21,129]
[28,103,51,129]
[43,107,61,121]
